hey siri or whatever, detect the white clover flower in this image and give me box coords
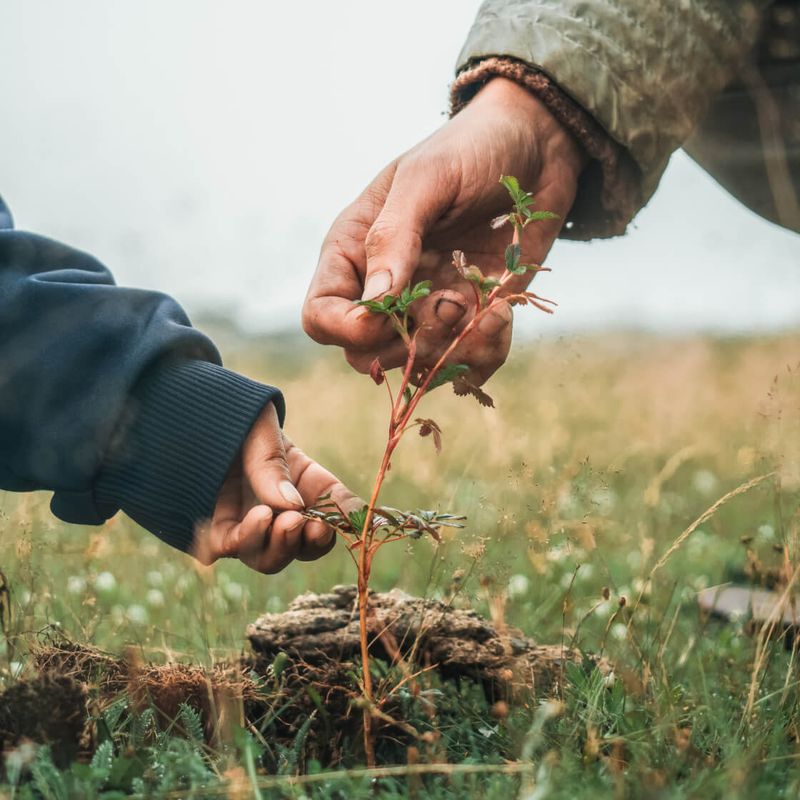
[758,524,775,541]
[19,590,32,606]
[603,671,617,688]
[692,469,718,495]
[577,564,595,581]
[594,600,613,617]
[559,572,575,589]
[547,545,569,563]
[590,487,617,516]
[611,623,628,641]
[126,604,148,625]
[94,571,117,593]
[556,488,580,516]
[146,570,164,588]
[223,582,244,602]
[626,551,642,569]
[9,661,22,677]
[146,589,165,608]
[66,576,86,595]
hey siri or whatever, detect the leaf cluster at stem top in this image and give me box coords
[354,280,432,316]
[497,175,560,229]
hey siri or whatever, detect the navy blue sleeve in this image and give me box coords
[0,195,284,552]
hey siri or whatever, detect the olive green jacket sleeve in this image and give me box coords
[456,0,785,237]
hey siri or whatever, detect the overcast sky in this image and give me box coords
[1,0,798,336]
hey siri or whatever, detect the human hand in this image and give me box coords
[303,77,586,385]
[192,402,358,573]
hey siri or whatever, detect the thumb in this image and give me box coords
[241,403,305,511]
[361,162,455,301]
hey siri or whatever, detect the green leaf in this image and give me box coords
[411,279,432,298]
[348,506,369,534]
[427,363,469,392]
[499,175,522,202]
[505,243,522,274]
[463,264,485,284]
[178,703,205,745]
[354,299,390,315]
[526,210,559,222]
[89,740,114,787]
[272,651,290,681]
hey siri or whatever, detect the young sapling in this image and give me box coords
[306,175,558,766]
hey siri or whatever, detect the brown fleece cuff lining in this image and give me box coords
[451,57,643,240]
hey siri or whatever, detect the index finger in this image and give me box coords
[302,167,400,351]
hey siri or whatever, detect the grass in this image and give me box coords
[2,328,800,797]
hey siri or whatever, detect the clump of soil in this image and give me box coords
[247,584,606,698]
[0,673,87,766]
[1,586,609,768]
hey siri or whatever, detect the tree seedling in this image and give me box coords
[307,176,558,766]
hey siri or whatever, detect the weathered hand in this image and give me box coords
[303,77,586,385]
[193,402,359,573]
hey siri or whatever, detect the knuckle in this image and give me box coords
[364,221,396,259]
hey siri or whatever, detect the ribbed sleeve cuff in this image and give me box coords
[450,57,643,240]
[93,359,284,553]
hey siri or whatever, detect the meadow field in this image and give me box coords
[1,329,800,798]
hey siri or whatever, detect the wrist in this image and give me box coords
[477,76,588,181]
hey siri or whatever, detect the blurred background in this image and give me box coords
[1,0,798,338]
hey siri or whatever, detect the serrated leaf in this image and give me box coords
[354,299,389,314]
[90,739,114,786]
[525,210,559,222]
[348,506,369,534]
[505,243,523,274]
[499,175,522,202]
[427,363,469,391]
[453,376,495,407]
[463,264,485,284]
[411,280,432,298]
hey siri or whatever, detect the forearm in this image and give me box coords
[0,195,282,550]
[455,0,770,236]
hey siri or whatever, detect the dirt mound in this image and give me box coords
[1,586,608,765]
[248,584,607,697]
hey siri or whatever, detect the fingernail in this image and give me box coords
[279,480,304,508]
[478,306,511,337]
[435,298,467,326]
[362,270,392,301]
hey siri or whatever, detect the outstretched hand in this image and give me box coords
[303,77,586,386]
[193,402,359,573]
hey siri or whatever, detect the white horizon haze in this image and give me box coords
[1,0,798,338]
